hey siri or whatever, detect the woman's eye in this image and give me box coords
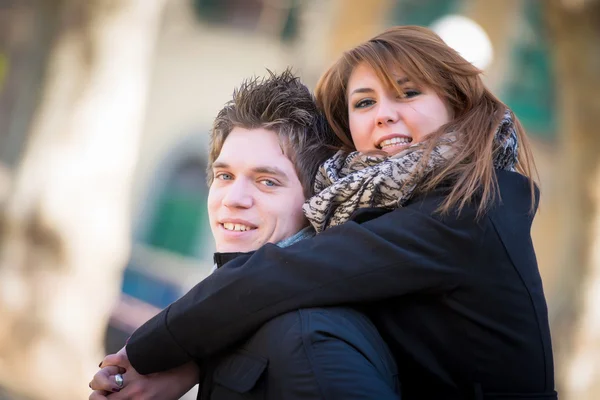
[354,99,375,109]
[400,89,421,99]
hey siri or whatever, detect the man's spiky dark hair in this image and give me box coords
[208,68,339,197]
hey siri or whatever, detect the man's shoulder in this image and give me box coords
[240,307,378,355]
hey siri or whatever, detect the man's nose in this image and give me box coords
[222,180,253,209]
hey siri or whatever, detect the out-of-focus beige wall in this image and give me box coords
[133,0,293,237]
[129,0,561,292]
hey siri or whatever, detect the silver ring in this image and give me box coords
[114,373,124,388]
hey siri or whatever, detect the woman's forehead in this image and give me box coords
[347,62,413,90]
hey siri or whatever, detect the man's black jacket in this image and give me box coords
[198,250,399,399]
[126,170,556,399]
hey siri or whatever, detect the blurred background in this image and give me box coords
[0,0,598,399]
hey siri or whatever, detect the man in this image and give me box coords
[90,70,399,399]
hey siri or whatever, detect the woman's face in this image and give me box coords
[347,63,452,155]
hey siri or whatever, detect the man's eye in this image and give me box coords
[260,179,277,187]
[216,173,233,180]
[354,99,375,109]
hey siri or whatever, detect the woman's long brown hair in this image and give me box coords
[315,25,537,216]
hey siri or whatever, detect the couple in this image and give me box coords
[90,26,557,400]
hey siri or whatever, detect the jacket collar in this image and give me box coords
[213,251,254,269]
[212,226,315,269]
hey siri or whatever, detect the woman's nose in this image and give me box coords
[376,98,400,126]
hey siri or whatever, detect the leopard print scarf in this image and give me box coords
[303,109,519,233]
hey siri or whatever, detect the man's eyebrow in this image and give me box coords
[211,161,229,170]
[349,77,411,96]
[212,162,290,182]
[252,166,290,182]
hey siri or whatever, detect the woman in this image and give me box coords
[94,26,556,399]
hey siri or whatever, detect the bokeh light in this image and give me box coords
[431,14,494,70]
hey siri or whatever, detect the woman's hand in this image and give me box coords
[89,357,199,400]
[89,365,125,399]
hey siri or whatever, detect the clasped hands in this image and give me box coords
[89,347,199,400]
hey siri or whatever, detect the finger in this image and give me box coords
[100,353,129,369]
[89,390,110,400]
[102,387,130,400]
[102,372,139,400]
[112,365,126,374]
[96,362,126,374]
[89,367,123,392]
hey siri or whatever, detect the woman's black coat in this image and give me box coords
[126,170,556,400]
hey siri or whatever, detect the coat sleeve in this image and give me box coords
[126,200,479,374]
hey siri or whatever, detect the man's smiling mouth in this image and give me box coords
[221,222,256,232]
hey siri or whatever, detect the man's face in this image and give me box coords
[208,127,307,253]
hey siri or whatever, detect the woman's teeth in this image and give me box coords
[223,223,252,232]
[379,137,412,149]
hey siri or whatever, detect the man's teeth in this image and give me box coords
[379,137,412,149]
[223,222,252,232]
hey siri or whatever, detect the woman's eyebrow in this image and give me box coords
[350,77,411,96]
[350,87,374,96]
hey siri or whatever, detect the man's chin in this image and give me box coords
[215,242,261,254]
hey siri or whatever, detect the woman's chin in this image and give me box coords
[381,143,413,156]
